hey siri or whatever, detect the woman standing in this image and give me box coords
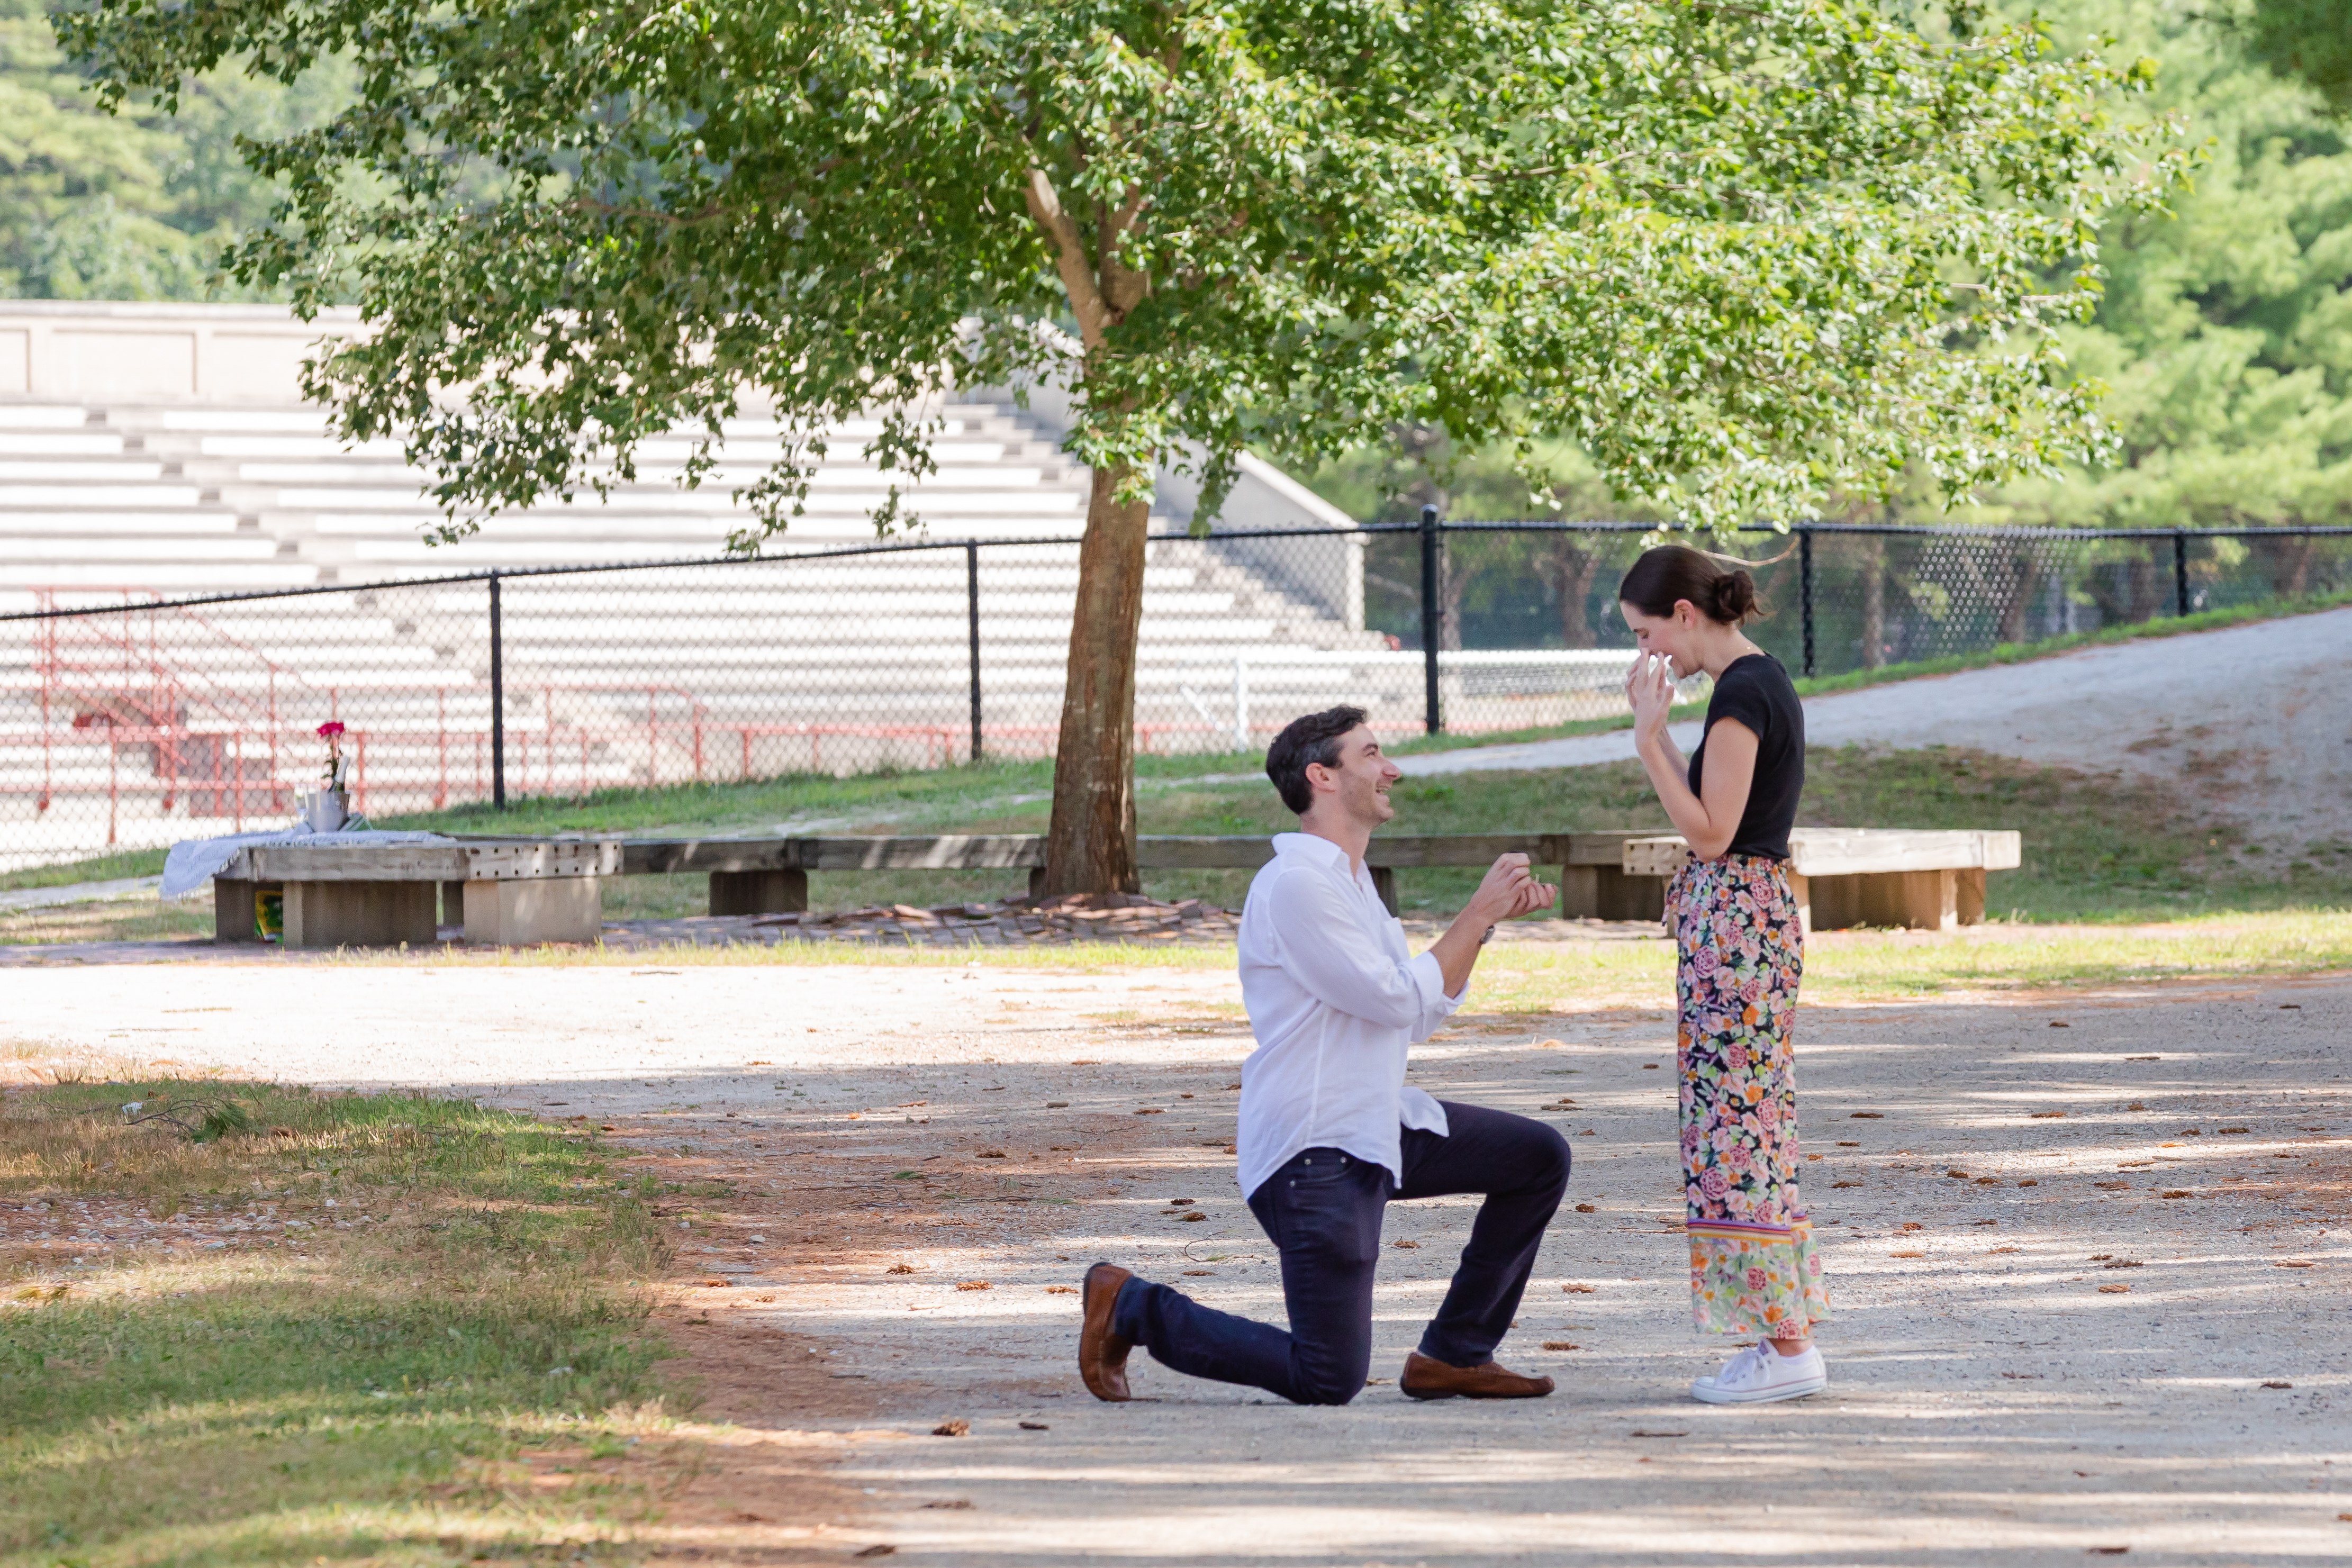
[1618,544,1828,1405]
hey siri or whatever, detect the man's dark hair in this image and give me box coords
[1265,705,1369,814]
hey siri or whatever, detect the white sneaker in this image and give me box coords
[1690,1340,1828,1404]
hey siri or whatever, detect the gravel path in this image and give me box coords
[7,958,2348,1565]
[1400,606,2352,850]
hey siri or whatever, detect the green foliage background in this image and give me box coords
[7,0,2349,537]
[0,0,343,300]
[1308,0,2352,537]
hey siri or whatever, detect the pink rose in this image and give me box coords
[1726,1041,1751,1071]
[1691,947,1721,977]
[1724,1145,1751,1174]
[1681,1126,1702,1153]
[317,720,345,739]
[1746,1266,1768,1291]
[1699,1168,1730,1201]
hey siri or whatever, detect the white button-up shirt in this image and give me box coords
[1234,832,1461,1199]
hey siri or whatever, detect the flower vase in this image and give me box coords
[304,788,349,833]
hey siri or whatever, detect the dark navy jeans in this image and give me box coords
[1110,1101,1571,1406]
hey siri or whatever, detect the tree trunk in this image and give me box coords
[2255,534,2314,597]
[1438,541,1465,651]
[1996,549,2040,645]
[1860,537,1887,669]
[1550,539,1598,647]
[1041,463,1152,896]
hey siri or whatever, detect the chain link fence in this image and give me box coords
[4,521,2348,874]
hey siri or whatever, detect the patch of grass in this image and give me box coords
[0,895,215,947]
[1795,745,2341,922]
[10,592,2343,904]
[1134,742,2350,921]
[16,585,2347,935]
[17,737,2339,942]
[1390,585,2352,755]
[0,1078,682,1565]
[0,847,171,895]
[1462,910,2352,1007]
[283,907,2352,1000]
[1386,699,1707,755]
[1789,582,2352,702]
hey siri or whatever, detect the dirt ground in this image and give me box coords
[5,957,2350,1566]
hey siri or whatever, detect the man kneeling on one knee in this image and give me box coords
[1080,705,1571,1406]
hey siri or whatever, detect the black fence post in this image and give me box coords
[1799,527,1817,679]
[488,571,506,809]
[2173,530,2190,617]
[1419,505,1442,733]
[965,540,983,764]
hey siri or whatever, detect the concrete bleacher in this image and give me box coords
[0,404,315,593]
[2,303,1470,867]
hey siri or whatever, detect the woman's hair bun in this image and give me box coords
[1617,544,1768,626]
[1710,569,1757,622]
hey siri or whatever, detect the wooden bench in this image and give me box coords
[613,831,1660,921]
[617,828,2015,930]
[214,838,621,948]
[211,827,2018,944]
[1622,828,2023,932]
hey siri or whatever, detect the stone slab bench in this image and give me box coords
[213,838,621,948]
[1622,828,2023,932]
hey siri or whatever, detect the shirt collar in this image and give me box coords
[1271,831,1349,867]
[1271,831,1374,887]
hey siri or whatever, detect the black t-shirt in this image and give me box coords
[1686,652,1804,861]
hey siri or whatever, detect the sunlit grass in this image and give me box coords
[285,909,2352,1004]
[1463,909,2352,1009]
[0,1080,683,1566]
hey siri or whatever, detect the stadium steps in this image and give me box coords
[0,396,1391,849]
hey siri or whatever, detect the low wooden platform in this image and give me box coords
[213,838,621,948]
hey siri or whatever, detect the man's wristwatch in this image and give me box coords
[1480,924,1496,946]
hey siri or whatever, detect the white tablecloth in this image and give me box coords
[161,829,454,900]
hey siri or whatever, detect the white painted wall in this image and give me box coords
[0,301,362,403]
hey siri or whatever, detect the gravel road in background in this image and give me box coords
[1400,605,2352,855]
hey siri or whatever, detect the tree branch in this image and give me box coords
[1025,165,1114,348]
[1098,186,1150,315]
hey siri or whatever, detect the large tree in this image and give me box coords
[1967,0,2352,583]
[0,0,343,297]
[67,0,2174,891]
[2238,0,2352,112]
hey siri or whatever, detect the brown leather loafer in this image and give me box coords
[1399,1350,1555,1400]
[1079,1262,1135,1402]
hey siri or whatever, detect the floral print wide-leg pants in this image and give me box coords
[1668,854,1828,1337]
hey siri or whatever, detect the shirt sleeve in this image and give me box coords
[1705,662,1775,749]
[1261,865,1460,1040]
